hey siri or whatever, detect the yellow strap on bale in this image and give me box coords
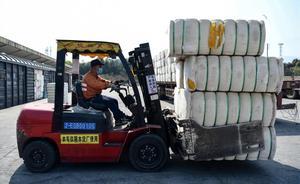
[188,78,197,91]
[208,21,225,49]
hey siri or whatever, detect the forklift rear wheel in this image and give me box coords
[23,140,57,173]
[129,134,169,172]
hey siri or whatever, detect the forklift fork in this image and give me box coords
[178,120,264,160]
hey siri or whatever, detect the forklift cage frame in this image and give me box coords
[53,40,145,131]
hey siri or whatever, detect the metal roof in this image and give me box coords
[0,36,71,72]
[0,53,55,71]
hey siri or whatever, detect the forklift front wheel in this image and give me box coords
[129,134,169,172]
[23,140,57,173]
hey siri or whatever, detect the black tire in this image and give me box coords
[286,90,299,99]
[129,134,169,172]
[23,140,57,173]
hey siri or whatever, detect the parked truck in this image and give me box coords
[281,76,300,99]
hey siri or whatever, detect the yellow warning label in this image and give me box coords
[60,134,99,144]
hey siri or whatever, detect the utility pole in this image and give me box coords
[44,46,52,57]
[278,43,284,58]
[262,14,270,58]
[266,43,269,58]
[45,47,49,56]
[49,46,52,57]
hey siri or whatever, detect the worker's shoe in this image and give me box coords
[125,115,133,121]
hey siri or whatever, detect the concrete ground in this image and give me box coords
[0,91,300,184]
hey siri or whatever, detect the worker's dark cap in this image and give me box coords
[90,59,104,67]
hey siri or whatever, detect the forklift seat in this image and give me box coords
[75,82,108,111]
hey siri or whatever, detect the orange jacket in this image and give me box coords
[83,71,110,99]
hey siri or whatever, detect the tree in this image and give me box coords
[292,59,300,66]
[79,58,128,81]
[79,62,90,75]
[285,58,300,76]
[65,60,72,66]
[284,63,293,76]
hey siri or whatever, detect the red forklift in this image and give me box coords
[17,40,264,172]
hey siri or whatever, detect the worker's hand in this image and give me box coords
[109,83,119,92]
[106,81,112,88]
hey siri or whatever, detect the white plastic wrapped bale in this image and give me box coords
[153,50,176,83]
[34,70,44,100]
[175,89,277,160]
[175,59,184,88]
[171,64,176,82]
[47,83,69,104]
[182,56,284,93]
[165,58,171,82]
[174,89,276,127]
[236,126,276,161]
[169,19,265,56]
[154,54,159,78]
[217,126,276,161]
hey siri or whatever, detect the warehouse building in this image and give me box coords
[0,36,71,109]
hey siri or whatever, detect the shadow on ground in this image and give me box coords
[10,160,300,184]
[275,119,300,136]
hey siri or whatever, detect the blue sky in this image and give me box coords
[0,0,299,62]
[235,0,300,61]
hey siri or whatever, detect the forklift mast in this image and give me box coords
[128,43,166,128]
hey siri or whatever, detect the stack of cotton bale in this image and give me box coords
[47,82,69,104]
[165,55,176,82]
[171,19,284,160]
[153,50,176,82]
[153,55,159,80]
[153,51,163,82]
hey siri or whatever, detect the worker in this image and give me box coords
[83,59,130,125]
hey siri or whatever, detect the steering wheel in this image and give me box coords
[109,80,124,92]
